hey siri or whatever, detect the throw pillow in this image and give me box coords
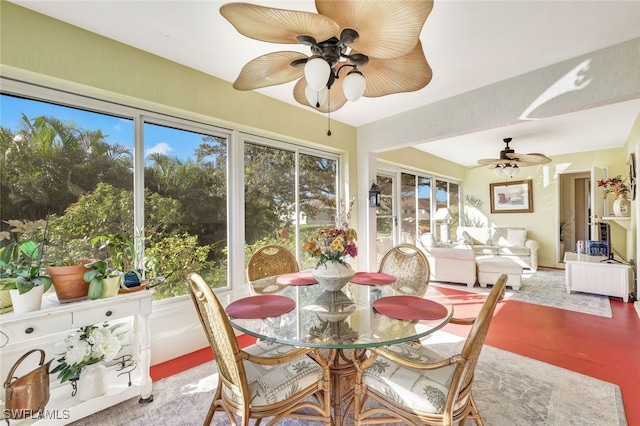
[461,230,473,246]
[507,229,527,247]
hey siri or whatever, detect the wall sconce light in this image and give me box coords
[369,182,381,208]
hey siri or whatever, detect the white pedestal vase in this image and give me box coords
[9,285,44,314]
[311,261,355,292]
[612,196,630,217]
[77,363,107,401]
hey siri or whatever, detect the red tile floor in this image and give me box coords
[151,287,640,425]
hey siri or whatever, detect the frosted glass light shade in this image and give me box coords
[305,85,327,107]
[343,70,366,102]
[504,165,516,177]
[493,165,503,176]
[511,164,520,176]
[304,57,331,91]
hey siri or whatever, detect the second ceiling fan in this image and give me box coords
[478,138,551,176]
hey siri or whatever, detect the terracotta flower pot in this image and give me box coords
[47,260,94,303]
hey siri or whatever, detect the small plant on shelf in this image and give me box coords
[0,220,52,295]
[597,175,629,199]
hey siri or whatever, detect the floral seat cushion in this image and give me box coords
[362,341,464,414]
[223,340,324,406]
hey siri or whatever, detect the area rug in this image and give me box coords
[70,332,627,426]
[433,268,613,318]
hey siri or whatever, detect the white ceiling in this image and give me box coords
[10,0,640,167]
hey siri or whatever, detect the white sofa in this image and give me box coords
[417,234,477,287]
[456,226,540,271]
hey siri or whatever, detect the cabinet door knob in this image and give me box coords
[105,310,113,317]
[25,327,34,334]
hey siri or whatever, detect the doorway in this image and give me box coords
[558,168,606,263]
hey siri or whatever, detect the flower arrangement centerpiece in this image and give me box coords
[304,198,358,291]
[52,322,128,383]
[304,227,358,268]
[597,175,629,199]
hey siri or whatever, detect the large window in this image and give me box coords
[244,140,339,272]
[2,87,340,300]
[142,122,228,296]
[397,172,459,245]
[0,93,229,300]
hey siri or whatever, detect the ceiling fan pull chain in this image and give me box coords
[327,94,332,136]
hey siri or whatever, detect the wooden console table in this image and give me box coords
[563,252,633,302]
[0,290,153,425]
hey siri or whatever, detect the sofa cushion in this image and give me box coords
[457,227,492,245]
[473,245,500,256]
[507,229,527,247]
[499,246,531,256]
[429,246,475,260]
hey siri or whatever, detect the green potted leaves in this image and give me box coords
[82,259,123,300]
[90,233,156,292]
[0,220,52,314]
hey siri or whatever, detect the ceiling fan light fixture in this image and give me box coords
[493,164,503,176]
[304,56,331,91]
[506,164,517,177]
[305,85,327,107]
[343,69,366,102]
[511,163,520,176]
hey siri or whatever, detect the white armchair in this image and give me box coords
[417,234,477,287]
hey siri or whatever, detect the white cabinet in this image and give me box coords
[0,291,153,425]
[563,252,632,302]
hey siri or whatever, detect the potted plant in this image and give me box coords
[597,174,631,217]
[0,220,52,314]
[46,258,96,303]
[87,233,157,298]
[83,259,123,299]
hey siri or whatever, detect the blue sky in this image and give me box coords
[0,94,205,161]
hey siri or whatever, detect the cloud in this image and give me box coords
[146,142,173,157]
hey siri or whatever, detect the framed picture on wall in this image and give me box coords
[490,180,533,213]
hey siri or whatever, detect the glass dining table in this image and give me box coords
[217,272,454,425]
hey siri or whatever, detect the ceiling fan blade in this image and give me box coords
[233,51,307,90]
[293,77,348,113]
[316,0,433,59]
[509,153,552,165]
[358,41,432,97]
[221,2,338,44]
[478,158,510,166]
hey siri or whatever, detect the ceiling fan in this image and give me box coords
[478,138,552,176]
[220,1,434,119]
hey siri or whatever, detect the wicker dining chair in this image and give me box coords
[378,244,431,297]
[351,274,508,426]
[187,273,331,426]
[246,244,299,282]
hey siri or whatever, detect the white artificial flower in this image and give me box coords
[101,335,123,361]
[65,339,90,365]
[88,326,111,345]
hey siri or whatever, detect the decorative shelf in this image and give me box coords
[603,216,631,230]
